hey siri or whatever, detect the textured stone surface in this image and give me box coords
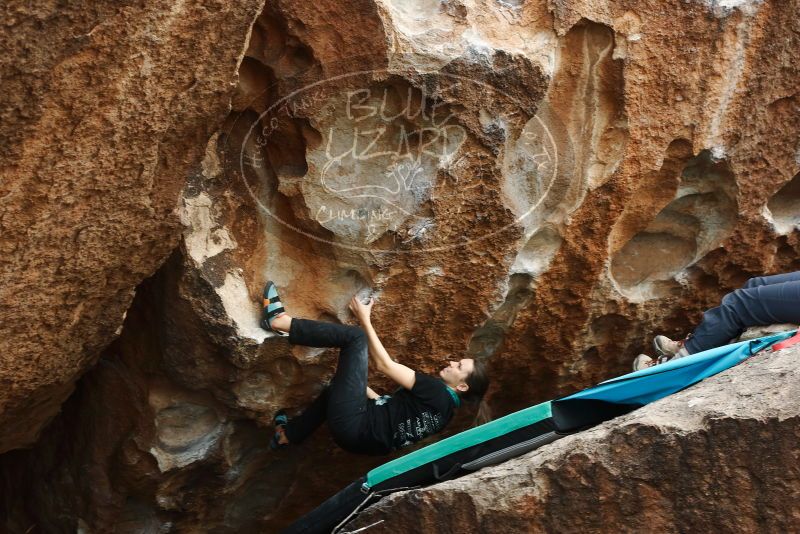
[347,341,800,533]
[169,0,800,429]
[0,0,265,453]
[1,0,800,531]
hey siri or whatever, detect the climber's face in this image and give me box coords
[440,358,474,392]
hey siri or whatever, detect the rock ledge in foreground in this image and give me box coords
[348,344,800,533]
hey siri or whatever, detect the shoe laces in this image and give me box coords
[656,354,673,365]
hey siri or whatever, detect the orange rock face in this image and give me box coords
[0,0,265,453]
[1,0,799,531]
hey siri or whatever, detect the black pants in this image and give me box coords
[283,318,370,452]
[684,271,800,353]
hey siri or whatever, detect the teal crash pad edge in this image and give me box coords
[365,400,552,490]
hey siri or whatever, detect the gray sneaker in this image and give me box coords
[632,354,654,371]
[653,335,682,356]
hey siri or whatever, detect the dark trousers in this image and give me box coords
[283,318,369,452]
[684,271,800,354]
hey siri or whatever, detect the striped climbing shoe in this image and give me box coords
[261,280,289,337]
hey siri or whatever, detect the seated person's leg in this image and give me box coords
[642,274,800,370]
[742,271,800,289]
[685,279,800,354]
[682,297,746,354]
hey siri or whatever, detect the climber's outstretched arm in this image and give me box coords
[363,321,416,390]
[349,295,417,390]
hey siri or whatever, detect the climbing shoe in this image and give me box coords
[261,280,289,337]
[270,409,289,451]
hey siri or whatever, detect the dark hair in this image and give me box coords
[461,358,489,403]
[460,359,492,426]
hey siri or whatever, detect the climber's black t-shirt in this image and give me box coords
[362,372,456,454]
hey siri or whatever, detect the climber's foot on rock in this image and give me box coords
[279,426,289,445]
[261,281,290,336]
[270,410,290,450]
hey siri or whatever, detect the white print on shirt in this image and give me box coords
[393,411,444,449]
[374,394,391,406]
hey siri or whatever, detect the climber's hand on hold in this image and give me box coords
[349,295,374,324]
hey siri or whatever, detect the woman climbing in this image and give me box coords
[260,281,490,455]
